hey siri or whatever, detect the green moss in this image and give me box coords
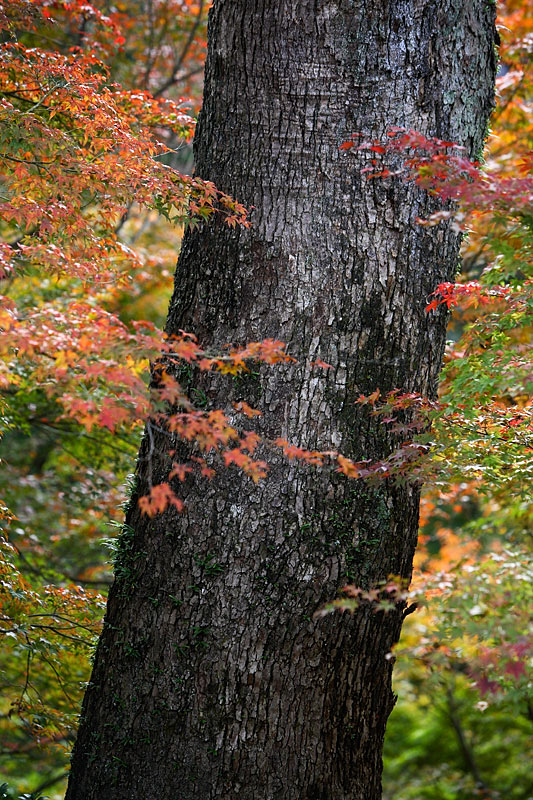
[232,365,263,404]
[119,472,138,516]
[193,552,224,577]
[103,521,146,592]
[121,641,141,659]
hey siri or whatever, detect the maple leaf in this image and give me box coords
[233,401,261,418]
[168,463,192,481]
[216,361,244,375]
[336,455,361,479]
[222,449,268,483]
[355,389,380,406]
[138,483,184,516]
[504,659,527,679]
[475,675,501,697]
[98,403,131,432]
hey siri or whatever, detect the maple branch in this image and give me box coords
[27,84,65,114]
[73,11,88,49]
[27,613,99,635]
[1,153,56,166]
[28,623,93,646]
[1,88,41,96]
[402,602,418,619]
[62,573,112,587]
[6,227,39,248]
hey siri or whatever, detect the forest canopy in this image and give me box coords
[0,1,531,797]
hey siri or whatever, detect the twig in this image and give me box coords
[153,0,205,97]
[33,770,70,795]
[446,687,494,795]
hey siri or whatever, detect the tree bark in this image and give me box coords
[66,1,496,798]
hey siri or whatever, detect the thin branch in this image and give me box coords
[1,153,56,166]
[38,651,75,704]
[153,0,205,98]
[33,770,70,795]
[33,419,139,454]
[170,65,204,85]
[0,732,69,756]
[446,687,494,795]
[27,613,99,634]
[12,543,112,588]
[142,0,171,90]
[18,635,32,705]
[114,201,134,236]
[28,623,93,646]
[142,0,156,89]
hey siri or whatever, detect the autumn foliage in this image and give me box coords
[0,0,531,796]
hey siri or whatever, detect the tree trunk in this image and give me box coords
[66,2,496,798]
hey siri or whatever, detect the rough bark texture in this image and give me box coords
[66,2,496,798]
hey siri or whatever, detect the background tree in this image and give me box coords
[65,1,497,798]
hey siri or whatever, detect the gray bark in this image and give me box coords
[66,1,496,798]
